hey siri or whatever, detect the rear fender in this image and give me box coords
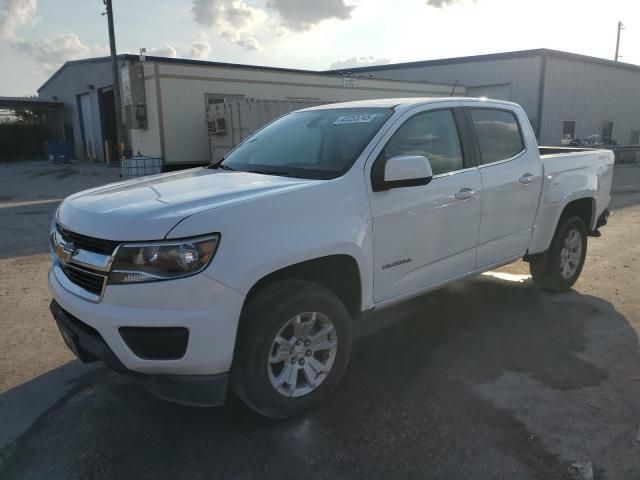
[527,192,596,255]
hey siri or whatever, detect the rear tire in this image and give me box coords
[529,215,587,292]
[231,280,352,418]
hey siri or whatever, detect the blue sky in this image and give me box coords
[1,0,639,96]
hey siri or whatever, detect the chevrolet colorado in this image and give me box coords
[49,98,613,418]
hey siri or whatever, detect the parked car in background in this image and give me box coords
[570,134,619,147]
[49,98,613,418]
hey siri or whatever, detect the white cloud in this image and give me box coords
[92,44,110,56]
[191,0,265,51]
[426,0,474,7]
[12,33,93,73]
[188,32,211,59]
[234,36,260,51]
[149,44,177,58]
[0,0,36,39]
[191,0,256,29]
[190,0,354,52]
[266,0,354,31]
[329,56,391,70]
[220,29,261,51]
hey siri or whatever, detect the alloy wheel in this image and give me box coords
[267,312,338,397]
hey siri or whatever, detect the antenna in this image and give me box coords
[615,21,625,62]
[450,80,458,97]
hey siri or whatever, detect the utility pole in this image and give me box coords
[104,0,125,160]
[614,21,624,62]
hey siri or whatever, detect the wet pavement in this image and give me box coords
[2,274,639,479]
[1,161,640,479]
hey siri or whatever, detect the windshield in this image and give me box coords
[219,108,393,179]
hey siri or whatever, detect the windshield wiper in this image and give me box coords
[207,159,235,171]
[215,164,235,171]
[246,169,293,177]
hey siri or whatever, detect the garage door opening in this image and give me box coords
[99,88,118,163]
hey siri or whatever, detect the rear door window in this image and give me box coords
[470,109,524,164]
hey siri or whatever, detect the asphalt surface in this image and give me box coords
[1,161,640,480]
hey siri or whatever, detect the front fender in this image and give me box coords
[166,173,375,311]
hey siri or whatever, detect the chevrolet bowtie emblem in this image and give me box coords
[60,241,77,265]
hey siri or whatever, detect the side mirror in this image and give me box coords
[373,155,433,191]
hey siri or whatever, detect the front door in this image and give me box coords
[368,106,482,303]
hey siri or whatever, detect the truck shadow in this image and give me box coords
[1,274,639,480]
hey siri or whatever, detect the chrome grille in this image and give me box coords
[52,224,118,300]
[57,224,119,256]
[60,264,106,296]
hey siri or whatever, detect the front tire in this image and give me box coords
[529,215,588,292]
[231,280,352,418]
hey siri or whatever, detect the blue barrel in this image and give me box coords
[45,141,74,163]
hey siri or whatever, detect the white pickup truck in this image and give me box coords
[49,98,613,418]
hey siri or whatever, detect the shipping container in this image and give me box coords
[207,98,328,163]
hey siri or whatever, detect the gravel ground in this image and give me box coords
[0,160,639,480]
[0,161,121,393]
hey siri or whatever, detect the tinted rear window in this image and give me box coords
[470,109,524,164]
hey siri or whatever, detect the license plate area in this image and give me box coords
[56,321,82,358]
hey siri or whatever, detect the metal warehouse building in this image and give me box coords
[37,55,463,166]
[330,49,640,147]
[36,48,640,167]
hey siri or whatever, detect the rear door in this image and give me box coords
[467,106,542,267]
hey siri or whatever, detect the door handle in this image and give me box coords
[519,173,534,185]
[454,187,474,200]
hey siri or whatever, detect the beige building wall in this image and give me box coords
[130,61,464,165]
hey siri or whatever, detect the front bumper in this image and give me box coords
[48,262,246,405]
[51,300,228,406]
[49,264,245,375]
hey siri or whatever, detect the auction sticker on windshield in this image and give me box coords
[334,113,378,125]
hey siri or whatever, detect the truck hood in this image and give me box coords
[57,168,322,240]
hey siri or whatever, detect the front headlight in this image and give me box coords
[109,234,220,284]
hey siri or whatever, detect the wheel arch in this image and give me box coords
[559,197,596,231]
[527,195,596,257]
[242,254,363,320]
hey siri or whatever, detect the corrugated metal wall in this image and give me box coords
[355,53,640,147]
[363,56,544,128]
[540,56,640,146]
[39,61,118,162]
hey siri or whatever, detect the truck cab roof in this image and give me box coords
[301,96,521,114]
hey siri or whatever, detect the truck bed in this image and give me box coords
[539,146,598,156]
[526,147,615,254]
